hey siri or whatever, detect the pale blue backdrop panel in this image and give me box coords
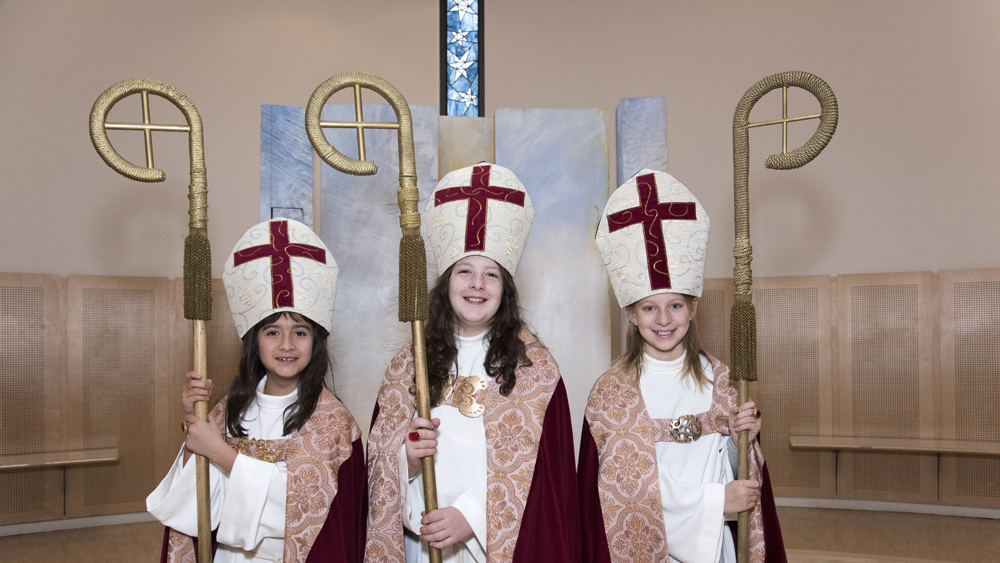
[616,97,667,186]
[260,104,315,227]
[495,108,611,444]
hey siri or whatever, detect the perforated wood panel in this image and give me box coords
[835,273,937,502]
[199,284,242,409]
[165,279,243,477]
[752,276,835,497]
[0,273,64,525]
[65,276,171,517]
[697,278,732,364]
[938,269,1000,508]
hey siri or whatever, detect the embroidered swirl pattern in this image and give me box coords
[584,357,770,563]
[366,330,561,563]
[166,389,361,563]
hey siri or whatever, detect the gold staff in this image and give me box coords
[304,72,440,563]
[90,78,214,563]
[730,71,838,563]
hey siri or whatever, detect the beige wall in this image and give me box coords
[2,0,998,280]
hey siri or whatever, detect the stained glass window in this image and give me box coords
[442,0,482,117]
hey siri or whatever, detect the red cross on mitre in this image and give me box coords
[606,173,697,291]
[232,221,327,309]
[434,164,526,252]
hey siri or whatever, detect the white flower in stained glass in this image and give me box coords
[454,87,477,112]
[450,29,470,45]
[448,49,475,81]
[450,0,477,23]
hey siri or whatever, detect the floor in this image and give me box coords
[0,507,997,562]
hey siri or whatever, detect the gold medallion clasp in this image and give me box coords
[669,414,702,443]
[453,375,487,418]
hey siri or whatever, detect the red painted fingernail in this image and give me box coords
[408,431,420,442]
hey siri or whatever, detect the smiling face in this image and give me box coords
[448,255,504,337]
[627,293,698,362]
[256,312,314,393]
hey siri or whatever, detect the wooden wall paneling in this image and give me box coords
[165,278,186,480]
[751,275,836,498]
[698,278,733,366]
[196,279,241,421]
[938,268,1000,508]
[65,275,171,517]
[164,278,243,481]
[835,272,938,502]
[0,273,65,525]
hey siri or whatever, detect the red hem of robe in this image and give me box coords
[511,378,583,563]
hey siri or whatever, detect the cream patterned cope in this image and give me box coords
[166,389,361,563]
[365,330,561,563]
[584,357,770,563]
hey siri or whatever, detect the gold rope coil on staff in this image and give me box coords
[89,78,212,321]
[89,78,214,563]
[304,71,440,563]
[730,70,838,563]
[305,72,428,322]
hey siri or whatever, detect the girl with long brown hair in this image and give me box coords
[365,163,581,563]
[147,219,366,563]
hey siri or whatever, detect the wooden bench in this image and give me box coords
[0,448,119,470]
[789,436,1000,455]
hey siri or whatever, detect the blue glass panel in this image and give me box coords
[445,0,480,117]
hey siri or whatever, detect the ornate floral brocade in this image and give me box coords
[584,357,771,563]
[366,330,561,563]
[166,389,361,563]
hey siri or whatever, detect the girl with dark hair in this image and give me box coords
[147,219,366,563]
[579,171,785,563]
[365,164,581,563]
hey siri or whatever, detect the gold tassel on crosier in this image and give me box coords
[304,72,441,563]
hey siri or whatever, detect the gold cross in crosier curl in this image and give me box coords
[315,82,400,163]
[745,85,822,156]
[306,73,410,176]
[96,86,193,175]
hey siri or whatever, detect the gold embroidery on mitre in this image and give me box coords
[431,214,447,232]
[448,245,462,262]
[505,234,520,257]
[312,267,336,282]
[294,289,310,308]
[239,286,254,308]
[453,375,487,418]
[612,262,631,282]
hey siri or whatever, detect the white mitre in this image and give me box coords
[222,218,338,338]
[596,169,710,308]
[424,162,534,277]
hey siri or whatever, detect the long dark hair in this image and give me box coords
[424,262,532,406]
[611,294,711,390]
[225,311,331,438]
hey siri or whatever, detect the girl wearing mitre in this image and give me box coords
[147,218,367,563]
[365,163,581,563]
[579,170,786,563]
